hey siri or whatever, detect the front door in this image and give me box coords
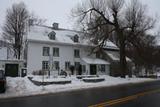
[90,64,97,75]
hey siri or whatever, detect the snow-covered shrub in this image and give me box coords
[32,70,48,75]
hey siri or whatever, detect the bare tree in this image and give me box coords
[28,13,47,26]
[2,2,29,59]
[126,33,156,75]
[72,0,155,77]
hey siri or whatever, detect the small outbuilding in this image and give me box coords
[0,59,25,77]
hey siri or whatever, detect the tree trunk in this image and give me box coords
[18,45,21,59]
[119,31,127,78]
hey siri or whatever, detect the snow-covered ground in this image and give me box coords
[32,76,71,82]
[0,75,156,99]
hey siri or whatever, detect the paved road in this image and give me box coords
[0,80,160,107]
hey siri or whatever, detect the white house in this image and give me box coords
[26,23,119,76]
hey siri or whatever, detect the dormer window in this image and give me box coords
[48,31,56,40]
[73,34,79,42]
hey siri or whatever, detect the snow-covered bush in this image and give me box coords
[32,70,48,75]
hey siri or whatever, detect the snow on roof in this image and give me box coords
[82,57,110,65]
[27,25,118,49]
[105,41,117,48]
[105,50,131,62]
[27,26,89,45]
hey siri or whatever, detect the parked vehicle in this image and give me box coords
[157,72,160,78]
[0,69,6,93]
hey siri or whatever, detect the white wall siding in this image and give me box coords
[0,47,7,60]
[27,41,110,75]
[97,65,110,75]
[59,45,74,70]
[27,42,93,74]
[27,42,43,74]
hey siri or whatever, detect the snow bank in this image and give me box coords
[32,76,71,82]
[83,77,105,82]
[0,77,41,98]
[0,75,155,99]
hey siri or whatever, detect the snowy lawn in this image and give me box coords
[0,75,156,99]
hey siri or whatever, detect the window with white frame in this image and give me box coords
[48,31,56,40]
[65,61,70,70]
[54,61,59,70]
[75,62,80,70]
[73,34,79,42]
[98,65,106,72]
[53,47,59,57]
[43,47,50,56]
[74,49,80,58]
[42,61,49,70]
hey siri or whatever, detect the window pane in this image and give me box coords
[54,61,59,70]
[65,62,70,70]
[53,47,59,57]
[101,65,105,72]
[75,62,80,70]
[74,49,80,58]
[48,31,56,40]
[42,61,49,70]
[73,35,79,42]
[43,47,50,56]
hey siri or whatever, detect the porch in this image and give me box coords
[81,57,110,75]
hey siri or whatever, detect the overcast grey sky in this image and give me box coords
[0,0,160,31]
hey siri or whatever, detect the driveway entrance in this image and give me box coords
[5,64,19,77]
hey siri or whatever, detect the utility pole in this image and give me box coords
[49,54,53,78]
